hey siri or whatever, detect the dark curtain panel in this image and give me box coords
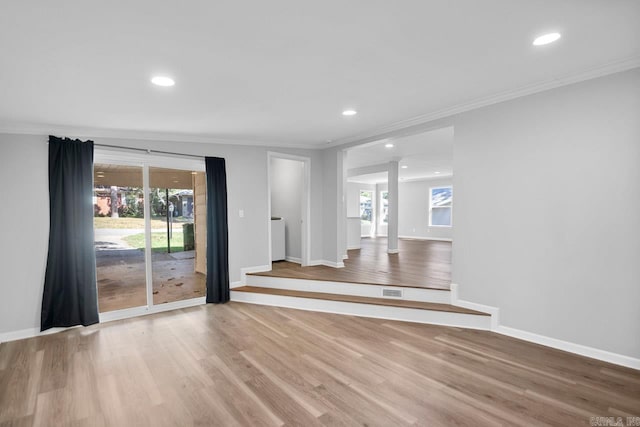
[205,157,230,303]
[41,136,99,331]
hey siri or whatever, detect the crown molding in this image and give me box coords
[0,121,326,150]
[327,56,640,148]
[1,57,638,151]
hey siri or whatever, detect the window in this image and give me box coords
[380,191,389,224]
[429,186,452,227]
[359,191,373,225]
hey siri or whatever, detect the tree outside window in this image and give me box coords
[429,187,452,227]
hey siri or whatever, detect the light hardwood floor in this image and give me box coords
[1,303,639,426]
[252,237,452,290]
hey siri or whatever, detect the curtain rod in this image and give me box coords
[94,143,205,160]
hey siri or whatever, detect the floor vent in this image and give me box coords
[382,288,403,298]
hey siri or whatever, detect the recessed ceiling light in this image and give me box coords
[533,32,561,46]
[385,143,394,148]
[151,76,175,87]
[401,165,408,169]
[342,109,357,116]
[434,171,441,174]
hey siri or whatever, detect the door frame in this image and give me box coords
[94,148,206,323]
[267,151,311,267]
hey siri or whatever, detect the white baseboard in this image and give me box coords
[450,283,499,330]
[347,245,360,250]
[387,249,399,254]
[240,264,272,283]
[495,325,640,371]
[0,297,207,344]
[450,283,640,371]
[399,235,453,242]
[230,281,243,289]
[308,259,345,268]
[285,256,302,264]
[0,326,75,344]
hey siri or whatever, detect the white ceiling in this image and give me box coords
[1,1,639,147]
[347,126,453,184]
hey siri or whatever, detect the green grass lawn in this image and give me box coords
[94,216,190,229]
[123,231,185,253]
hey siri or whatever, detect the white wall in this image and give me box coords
[270,157,303,260]
[346,182,361,217]
[399,177,453,240]
[453,68,640,358]
[0,133,325,336]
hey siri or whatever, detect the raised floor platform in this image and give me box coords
[231,238,492,330]
[251,237,452,290]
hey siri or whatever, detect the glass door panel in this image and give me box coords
[149,167,206,305]
[94,164,147,312]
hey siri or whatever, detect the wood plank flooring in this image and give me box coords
[252,237,452,290]
[233,286,488,315]
[1,303,638,426]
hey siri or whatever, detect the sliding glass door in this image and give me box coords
[94,164,147,312]
[93,151,206,316]
[149,167,206,305]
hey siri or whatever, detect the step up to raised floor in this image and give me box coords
[231,286,491,330]
[245,274,452,304]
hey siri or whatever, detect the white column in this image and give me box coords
[387,160,399,253]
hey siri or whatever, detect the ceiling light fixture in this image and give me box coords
[385,143,394,148]
[342,109,357,116]
[533,32,561,46]
[401,165,408,169]
[151,76,175,87]
[434,171,441,174]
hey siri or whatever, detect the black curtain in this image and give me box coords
[41,136,99,331]
[205,157,230,303]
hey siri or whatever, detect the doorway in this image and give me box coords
[267,152,311,266]
[93,149,206,318]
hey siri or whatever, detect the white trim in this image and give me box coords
[495,325,640,371]
[326,57,640,148]
[285,256,302,264]
[308,259,345,268]
[267,152,312,266]
[245,275,452,304]
[399,235,453,242]
[230,281,243,289]
[94,147,206,171]
[450,284,500,331]
[387,249,399,254]
[429,185,453,228]
[0,326,77,344]
[0,298,207,344]
[0,122,323,149]
[449,283,640,370]
[99,297,206,323]
[347,245,361,250]
[240,264,272,284]
[231,291,491,330]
